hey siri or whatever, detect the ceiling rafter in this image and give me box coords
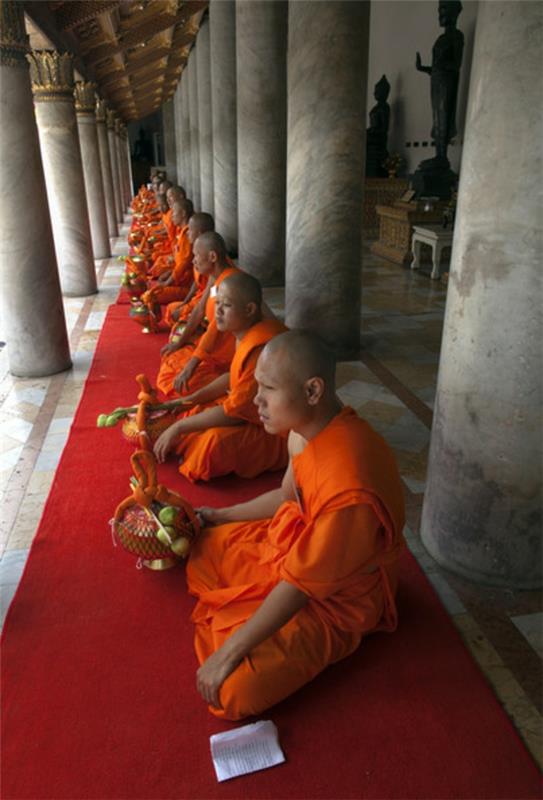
[24,0,207,121]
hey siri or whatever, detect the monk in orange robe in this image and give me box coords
[153,272,288,482]
[148,185,187,264]
[185,330,406,720]
[162,212,215,329]
[140,199,194,311]
[156,232,239,397]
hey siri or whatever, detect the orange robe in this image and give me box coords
[163,269,208,328]
[174,318,289,482]
[186,407,406,720]
[156,266,239,397]
[142,225,193,305]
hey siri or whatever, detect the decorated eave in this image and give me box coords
[23,0,207,122]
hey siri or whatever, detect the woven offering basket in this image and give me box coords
[122,409,176,445]
[113,498,200,570]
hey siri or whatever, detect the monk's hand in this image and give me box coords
[196,648,240,710]
[160,341,180,358]
[173,358,198,394]
[196,506,222,527]
[153,422,182,463]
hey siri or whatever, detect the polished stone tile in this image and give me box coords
[426,572,466,615]
[511,613,543,658]
[85,311,106,331]
[0,445,23,471]
[0,415,34,444]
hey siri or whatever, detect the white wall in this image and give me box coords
[368,0,478,174]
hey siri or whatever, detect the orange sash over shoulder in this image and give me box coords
[186,407,405,720]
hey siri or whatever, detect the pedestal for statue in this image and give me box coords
[363,177,409,239]
[371,200,445,265]
[411,157,457,201]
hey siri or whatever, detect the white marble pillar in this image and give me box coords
[285,2,369,355]
[118,124,131,208]
[107,110,123,224]
[28,50,97,297]
[196,17,213,214]
[421,1,543,589]
[173,84,184,188]
[210,0,237,253]
[125,134,134,199]
[187,50,201,210]
[95,98,117,238]
[74,81,110,258]
[114,120,126,214]
[236,0,287,284]
[0,3,71,376]
[181,75,192,197]
[162,98,178,184]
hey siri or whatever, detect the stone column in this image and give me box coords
[173,84,183,186]
[107,109,123,224]
[0,2,71,376]
[125,133,134,198]
[118,123,131,208]
[74,81,110,258]
[236,0,287,284]
[114,119,126,215]
[285,2,369,354]
[29,50,97,297]
[196,17,213,214]
[95,98,117,238]
[181,74,192,197]
[162,98,178,184]
[187,49,201,210]
[210,0,237,252]
[421,1,543,589]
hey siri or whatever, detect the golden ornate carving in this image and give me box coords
[95,97,107,122]
[28,50,75,101]
[74,80,97,113]
[0,0,30,67]
[106,108,117,130]
[56,1,120,33]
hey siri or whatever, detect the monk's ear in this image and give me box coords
[304,376,325,406]
[209,249,218,264]
[245,301,258,319]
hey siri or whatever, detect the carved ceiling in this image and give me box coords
[23,0,207,121]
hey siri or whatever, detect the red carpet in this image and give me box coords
[2,304,540,800]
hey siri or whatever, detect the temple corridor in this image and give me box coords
[0,233,541,766]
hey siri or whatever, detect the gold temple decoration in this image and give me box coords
[0,0,30,67]
[74,80,96,114]
[95,97,107,123]
[28,50,74,101]
[106,108,117,130]
[22,1,208,120]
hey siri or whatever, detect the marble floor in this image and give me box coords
[1,231,541,767]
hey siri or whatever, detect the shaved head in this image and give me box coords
[220,272,262,308]
[197,231,227,261]
[262,330,336,388]
[190,212,214,236]
[168,185,186,199]
[175,198,193,217]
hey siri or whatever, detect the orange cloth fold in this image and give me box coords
[156,266,239,397]
[186,407,406,720]
[174,318,288,482]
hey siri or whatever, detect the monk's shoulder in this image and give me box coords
[288,430,307,458]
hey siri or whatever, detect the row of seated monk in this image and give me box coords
[122,174,406,721]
